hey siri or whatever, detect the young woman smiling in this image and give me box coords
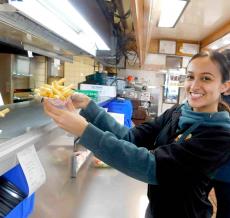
[185,53,229,112]
[43,50,230,218]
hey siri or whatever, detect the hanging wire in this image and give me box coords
[96,0,139,67]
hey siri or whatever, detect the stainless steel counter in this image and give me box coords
[31,144,148,218]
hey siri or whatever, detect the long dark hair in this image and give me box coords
[188,50,230,112]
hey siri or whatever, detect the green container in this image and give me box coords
[75,90,99,101]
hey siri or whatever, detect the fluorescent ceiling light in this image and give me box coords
[9,0,110,56]
[157,0,189,28]
[207,33,230,50]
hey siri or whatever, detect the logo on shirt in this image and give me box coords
[175,133,192,142]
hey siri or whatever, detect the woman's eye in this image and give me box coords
[201,76,211,81]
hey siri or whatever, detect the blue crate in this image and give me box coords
[2,164,35,218]
[104,99,133,128]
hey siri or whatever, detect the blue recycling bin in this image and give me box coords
[103,99,133,128]
[2,164,35,218]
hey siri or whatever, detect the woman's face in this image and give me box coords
[185,56,228,112]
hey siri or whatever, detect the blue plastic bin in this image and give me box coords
[2,164,35,218]
[103,99,133,128]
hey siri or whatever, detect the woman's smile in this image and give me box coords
[189,92,205,100]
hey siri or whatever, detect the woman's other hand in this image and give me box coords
[43,99,88,137]
[70,93,91,109]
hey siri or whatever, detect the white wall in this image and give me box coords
[118,52,189,115]
[118,69,164,115]
[118,69,164,86]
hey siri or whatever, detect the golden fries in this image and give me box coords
[0,108,10,118]
[34,78,74,100]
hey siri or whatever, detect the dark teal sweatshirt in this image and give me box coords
[79,100,157,184]
[79,100,230,184]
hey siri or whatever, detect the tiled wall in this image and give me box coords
[30,56,47,88]
[15,55,95,90]
[64,56,95,88]
[1,55,95,103]
[13,77,30,89]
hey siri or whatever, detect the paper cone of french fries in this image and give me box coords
[34,78,75,104]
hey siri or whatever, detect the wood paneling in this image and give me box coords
[201,22,230,48]
[176,40,200,56]
[0,54,13,104]
[148,39,159,53]
[130,0,144,67]
[143,0,155,62]
[130,0,154,67]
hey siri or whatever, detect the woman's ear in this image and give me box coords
[221,81,230,95]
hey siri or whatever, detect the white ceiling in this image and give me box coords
[150,0,230,41]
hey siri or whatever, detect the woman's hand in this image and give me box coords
[70,93,91,109]
[43,99,88,137]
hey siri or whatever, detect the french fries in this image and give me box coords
[0,108,10,118]
[34,78,74,100]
